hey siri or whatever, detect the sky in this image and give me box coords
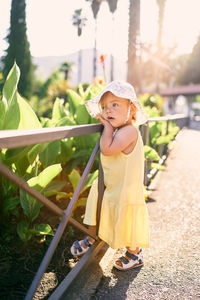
[0,0,200,61]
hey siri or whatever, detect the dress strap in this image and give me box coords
[113,128,118,137]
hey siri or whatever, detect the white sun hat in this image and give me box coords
[85,80,148,125]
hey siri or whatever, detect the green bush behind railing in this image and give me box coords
[0,63,179,244]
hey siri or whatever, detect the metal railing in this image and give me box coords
[0,113,188,299]
[141,113,189,185]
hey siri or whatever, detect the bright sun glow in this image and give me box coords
[0,0,200,59]
[141,0,200,54]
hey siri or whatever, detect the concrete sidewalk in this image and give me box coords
[65,123,200,300]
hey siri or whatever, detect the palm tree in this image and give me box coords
[60,62,74,80]
[72,9,87,82]
[107,0,119,81]
[85,0,102,78]
[155,0,167,91]
[127,0,141,91]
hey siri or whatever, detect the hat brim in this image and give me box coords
[85,82,148,125]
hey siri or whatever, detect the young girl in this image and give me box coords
[71,80,149,270]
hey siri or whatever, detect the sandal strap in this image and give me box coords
[119,256,130,264]
[83,236,91,247]
[125,251,138,260]
[74,240,83,253]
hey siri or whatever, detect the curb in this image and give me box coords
[61,244,116,299]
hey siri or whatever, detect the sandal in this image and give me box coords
[70,236,93,257]
[114,249,143,271]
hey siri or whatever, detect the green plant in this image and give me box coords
[66,169,98,213]
[0,63,104,244]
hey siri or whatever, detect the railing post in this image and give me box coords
[141,122,150,186]
[166,119,169,135]
[96,156,105,235]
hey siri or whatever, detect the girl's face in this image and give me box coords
[100,92,134,128]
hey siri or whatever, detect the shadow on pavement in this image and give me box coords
[91,265,143,299]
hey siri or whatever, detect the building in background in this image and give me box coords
[33,48,127,86]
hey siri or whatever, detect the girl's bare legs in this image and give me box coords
[88,225,96,243]
[126,246,139,254]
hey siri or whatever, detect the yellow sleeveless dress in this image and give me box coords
[83,129,149,250]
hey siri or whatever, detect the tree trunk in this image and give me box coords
[155,0,166,91]
[93,19,97,78]
[127,0,141,91]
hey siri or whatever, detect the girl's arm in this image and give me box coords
[96,114,137,156]
[96,114,114,153]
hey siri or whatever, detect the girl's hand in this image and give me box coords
[94,114,111,127]
[95,113,105,125]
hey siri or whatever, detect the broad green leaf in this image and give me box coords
[144,145,160,161]
[20,189,43,222]
[77,84,85,98]
[3,62,20,106]
[28,143,48,165]
[44,179,66,193]
[15,155,30,177]
[75,104,90,125]
[17,220,32,243]
[67,89,83,115]
[72,197,87,211]
[83,87,93,101]
[2,196,20,215]
[17,93,41,129]
[82,170,98,193]
[3,146,32,165]
[66,148,99,172]
[3,92,20,129]
[44,179,66,197]
[60,139,74,163]
[3,92,41,130]
[0,100,7,129]
[55,191,72,201]
[55,116,75,127]
[20,164,62,221]
[52,97,66,121]
[151,162,165,170]
[45,190,67,198]
[156,135,172,145]
[32,224,54,236]
[74,133,99,152]
[39,141,61,168]
[28,164,62,190]
[68,169,81,192]
[149,121,162,144]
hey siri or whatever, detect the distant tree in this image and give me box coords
[107,0,118,13]
[178,35,200,85]
[72,9,87,82]
[2,0,35,99]
[59,61,74,80]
